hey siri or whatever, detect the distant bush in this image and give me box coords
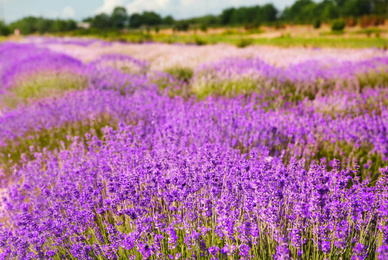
[200,24,208,32]
[174,21,189,32]
[245,28,263,34]
[194,37,207,46]
[280,32,291,38]
[313,19,321,29]
[0,21,10,36]
[331,20,345,32]
[221,29,239,35]
[164,67,193,83]
[236,38,253,48]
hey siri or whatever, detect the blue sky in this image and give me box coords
[2,0,295,23]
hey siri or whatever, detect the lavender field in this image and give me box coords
[1,37,388,259]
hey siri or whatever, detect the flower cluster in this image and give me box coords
[0,38,388,259]
[1,122,388,259]
[192,56,388,99]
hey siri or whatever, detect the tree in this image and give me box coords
[298,2,319,23]
[313,19,321,28]
[0,21,10,36]
[281,0,314,21]
[220,8,235,25]
[230,7,248,24]
[372,0,388,15]
[321,1,339,21]
[174,21,189,31]
[334,0,347,6]
[331,19,345,31]
[36,18,54,34]
[91,13,112,29]
[129,13,142,28]
[141,11,162,26]
[111,7,128,29]
[261,4,278,22]
[129,12,162,28]
[52,20,66,32]
[10,16,39,34]
[162,15,175,25]
[342,0,372,16]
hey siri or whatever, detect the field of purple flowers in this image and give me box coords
[1,38,388,259]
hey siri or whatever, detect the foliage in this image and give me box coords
[331,19,346,31]
[0,20,10,36]
[1,40,388,259]
[163,67,194,83]
[90,14,113,29]
[174,21,190,31]
[1,73,88,109]
[9,17,77,34]
[129,11,163,28]
[162,15,175,25]
[184,15,220,26]
[281,0,386,24]
[192,36,207,45]
[236,38,253,48]
[220,4,277,26]
[313,19,321,29]
[111,7,128,29]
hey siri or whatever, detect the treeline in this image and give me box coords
[0,17,77,35]
[0,0,387,36]
[83,0,386,32]
[281,0,387,24]
[83,7,175,29]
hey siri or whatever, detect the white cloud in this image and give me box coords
[94,0,171,16]
[125,0,170,14]
[61,6,75,19]
[180,0,195,8]
[95,0,127,14]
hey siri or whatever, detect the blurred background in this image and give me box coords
[0,0,387,48]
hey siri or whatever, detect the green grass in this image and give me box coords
[64,29,388,49]
[192,78,261,99]
[191,70,388,101]
[191,77,319,105]
[236,38,254,48]
[163,67,194,83]
[0,115,119,175]
[319,31,345,36]
[247,36,387,49]
[357,70,388,90]
[351,28,385,37]
[157,34,387,49]
[1,73,88,109]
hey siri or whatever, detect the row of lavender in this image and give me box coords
[2,122,388,259]
[2,41,388,97]
[1,42,388,176]
[1,41,388,259]
[2,87,388,177]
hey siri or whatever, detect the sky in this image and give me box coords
[1,0,295,23]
